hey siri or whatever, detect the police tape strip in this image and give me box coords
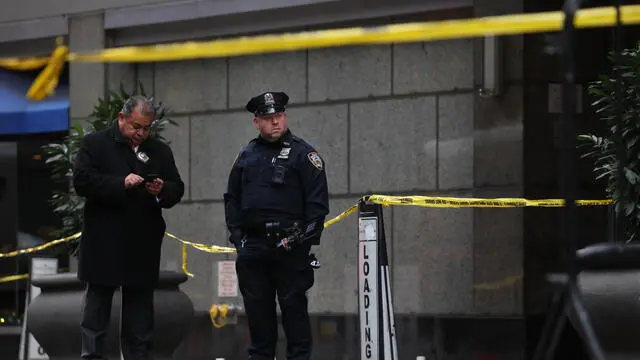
[0,57,50,70]
[181,244,194,278]
[165,232,237,254]
[0,5,639,101]
[171,204,359,276]
[0,274,29,284]
[0,268,69,284]
[0,232,82,259]
[0,194,612,283]
[366,195,612,208]
[66,5,640,63]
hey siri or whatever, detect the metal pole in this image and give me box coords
[613,0,626,243]
[534,2,626,359]
[561,0,580,282]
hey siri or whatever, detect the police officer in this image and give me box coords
[224,91,329,360]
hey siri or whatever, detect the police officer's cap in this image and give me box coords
[245,92,289,116]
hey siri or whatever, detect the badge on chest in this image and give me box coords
[278,147,291,159]
[272,147,291,185]
[136,151,150,164]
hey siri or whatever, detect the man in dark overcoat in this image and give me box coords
[72,95,185,360]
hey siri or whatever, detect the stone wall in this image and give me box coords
[102,5,527,318]
[2,0,635,356]
[30,0,638,357]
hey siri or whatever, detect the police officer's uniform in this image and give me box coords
[224,92,330,360]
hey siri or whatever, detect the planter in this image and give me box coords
[579,270,640,358]
[26,270,194,360]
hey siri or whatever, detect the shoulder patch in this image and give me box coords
[307,152,324,170]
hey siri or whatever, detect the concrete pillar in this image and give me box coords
[67,12,105,272]
[0,143,18,285]
[471,0,525,315]
[68,12,105,120]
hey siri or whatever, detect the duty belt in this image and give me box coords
[242,220,300,241]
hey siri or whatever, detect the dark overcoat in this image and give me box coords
[72,124,184,288]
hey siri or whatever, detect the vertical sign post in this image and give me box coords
[358,203,379,360]
[377,203,398,360]
[27,257,58,360]
[358,200,397,360]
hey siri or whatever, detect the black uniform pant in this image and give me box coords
[235,236,314,360]
[80,283,154,360]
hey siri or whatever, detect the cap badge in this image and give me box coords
[264,93,275,106]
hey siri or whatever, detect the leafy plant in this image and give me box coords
[578,41,640,242]
[42,81,177,255]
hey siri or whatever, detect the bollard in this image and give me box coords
[579,270,640,356]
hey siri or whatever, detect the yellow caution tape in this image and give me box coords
[165,232,236,279]
[1,5,639,101]
[26,44,69,101]
[0,232,81,259]
[173,204,354,276]
[0,194,613,282]
[366,195,612,208]
[0,268,70,284]
[324,203,358,228]
[165,232,237,254]
[181,244,194,278]
[0,200,355,278]
[68,5,640,63]
[0,57,50,70]
[0,274,29,284]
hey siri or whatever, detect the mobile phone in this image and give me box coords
[144,173,161,183]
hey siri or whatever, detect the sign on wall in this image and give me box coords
[217,261,238,298]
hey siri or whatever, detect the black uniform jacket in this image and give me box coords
[73,124,184,288]
[224,130,329,246]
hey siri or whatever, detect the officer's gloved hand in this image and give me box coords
[229,229,244,247]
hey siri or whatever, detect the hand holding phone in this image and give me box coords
[144,174,164,196]
[144,173,161,183]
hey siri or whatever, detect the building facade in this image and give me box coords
[0,0,622,358]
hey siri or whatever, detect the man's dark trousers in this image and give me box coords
[80,283,154,360]
[235,236,315,360]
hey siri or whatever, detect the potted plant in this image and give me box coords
[577,41,640,243]
[574,41,640,355]
[26,82,194,360]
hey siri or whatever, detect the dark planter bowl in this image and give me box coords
[579,270,640,357]
[26,270,194,360]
